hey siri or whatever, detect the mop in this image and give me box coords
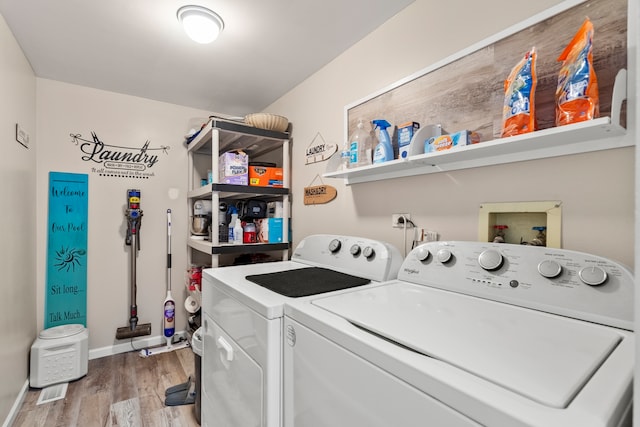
[116,189,152,340]
[148,209,195,407]
[139,209,189,358]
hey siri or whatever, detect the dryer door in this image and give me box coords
[202,313,263,427]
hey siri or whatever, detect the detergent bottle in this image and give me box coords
[348,119,373,168]
[372,120,393,164]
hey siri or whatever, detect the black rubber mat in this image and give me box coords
[245,267,370,297]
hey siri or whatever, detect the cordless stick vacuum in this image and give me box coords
[116,189,152,340]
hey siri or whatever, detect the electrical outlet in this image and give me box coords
[392,213,411,228]
[424,230,439,241]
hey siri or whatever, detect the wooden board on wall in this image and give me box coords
[347,0,627,143]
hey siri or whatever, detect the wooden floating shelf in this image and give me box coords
[325,116,628,185]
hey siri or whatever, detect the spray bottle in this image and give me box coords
[372,120,393,164]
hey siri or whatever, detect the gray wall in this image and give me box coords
[267,0,636,268]
[36,79,210,354]
[0,12,37,424]
[1,0,637,423]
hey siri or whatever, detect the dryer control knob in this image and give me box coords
[436,248,453,263]
[328,239,341,253]
[350,244,361,256]
[538,259,562,278]
[363,246,375,259]
[478,249,503,271]
[416,246,430,262]
[579,266,608,286]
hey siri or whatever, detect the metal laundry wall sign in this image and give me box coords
[70,132,170,179]
[45,172,89,328]
[305,132,337,164]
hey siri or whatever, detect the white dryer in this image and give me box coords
[283,241,633,427]
[200,234,403,426]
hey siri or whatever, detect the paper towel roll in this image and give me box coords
[184,295,201,314]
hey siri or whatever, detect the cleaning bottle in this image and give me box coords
[339,138,351,171]
[228,207,239,243]
[233,219,244,245]
[372,120,393,164]
[348,119,373,168]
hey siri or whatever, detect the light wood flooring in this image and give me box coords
[13,346,199,427]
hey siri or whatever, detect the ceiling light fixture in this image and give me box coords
[177,5,224,44]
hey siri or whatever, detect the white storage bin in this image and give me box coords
[30,324,89,388]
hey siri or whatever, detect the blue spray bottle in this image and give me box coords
[372,120,393,164]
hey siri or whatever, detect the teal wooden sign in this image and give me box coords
[45,172,88,328]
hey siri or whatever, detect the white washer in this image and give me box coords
[283,241,634,427]
[200,234,403,427]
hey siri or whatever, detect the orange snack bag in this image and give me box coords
[555,18,599,126]
[501,48,537,137]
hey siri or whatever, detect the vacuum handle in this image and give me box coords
[125,189,143,248]
[129,222,138,330]
[167,209,172,291]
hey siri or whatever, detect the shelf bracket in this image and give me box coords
[610,68,627,128]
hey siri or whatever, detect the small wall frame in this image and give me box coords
[478,201,562,248]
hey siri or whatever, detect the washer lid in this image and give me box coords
[39,323,85,339]
[312,282,623,409]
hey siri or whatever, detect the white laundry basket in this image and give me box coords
[30,324,89,388]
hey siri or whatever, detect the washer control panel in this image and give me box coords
[292,234,404,282]
[398,241,633,330]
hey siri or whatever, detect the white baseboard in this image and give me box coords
[88,330,189,360]
[2,379,29,427]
